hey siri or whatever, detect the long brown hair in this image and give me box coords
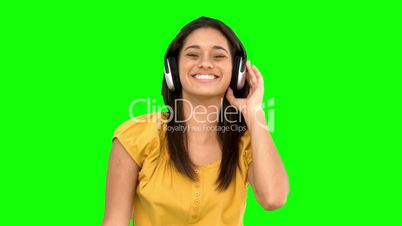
[161,16,250,192]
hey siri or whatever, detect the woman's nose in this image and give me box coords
[198,56,213,69]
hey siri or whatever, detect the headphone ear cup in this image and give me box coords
[169,57,181,92]
[237,56,246,90]
[165,57,181,92]
[231,55,241,90]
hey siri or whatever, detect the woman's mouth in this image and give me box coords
[191,74,219,82]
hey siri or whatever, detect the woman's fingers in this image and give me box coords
[245,61,253,85]
[226,87,237,106]
[226,87,247,111]
[251,65,264,88]
[246,61,257,87]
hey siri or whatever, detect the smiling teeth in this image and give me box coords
[194,74,217,80]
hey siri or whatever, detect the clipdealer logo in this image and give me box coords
[128,97,275,133]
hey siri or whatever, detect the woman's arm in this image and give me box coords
[226,61,289,211]
[102,139,139,226]
[246,109,290,211]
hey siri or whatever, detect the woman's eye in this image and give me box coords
[186,54,199,57]
[214,55,226,59]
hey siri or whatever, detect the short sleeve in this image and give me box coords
[240,130,253,168]
[112,115,160,168]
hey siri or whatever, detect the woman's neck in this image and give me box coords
[181,92,223,144]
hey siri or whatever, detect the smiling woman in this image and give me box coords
[179,28,233,95]
[102,16,289,226]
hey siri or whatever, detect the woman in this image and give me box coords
[102,16,289,226]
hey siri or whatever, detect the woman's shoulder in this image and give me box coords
[112,112,168,167]
[114,112,168,134]
[239,129,251,148]
[239,129,253,167]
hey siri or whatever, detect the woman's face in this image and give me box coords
[178,27,233,98]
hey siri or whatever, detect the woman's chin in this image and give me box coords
[184,89,225,99]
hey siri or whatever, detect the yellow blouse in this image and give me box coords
[112,112,253,226]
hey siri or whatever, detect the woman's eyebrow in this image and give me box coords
[212,45,229,54]
[184,45,229,54]
[183,45,200,51]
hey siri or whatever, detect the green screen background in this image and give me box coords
[1,0,401,225]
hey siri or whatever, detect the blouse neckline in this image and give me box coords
[194,158,221,169]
